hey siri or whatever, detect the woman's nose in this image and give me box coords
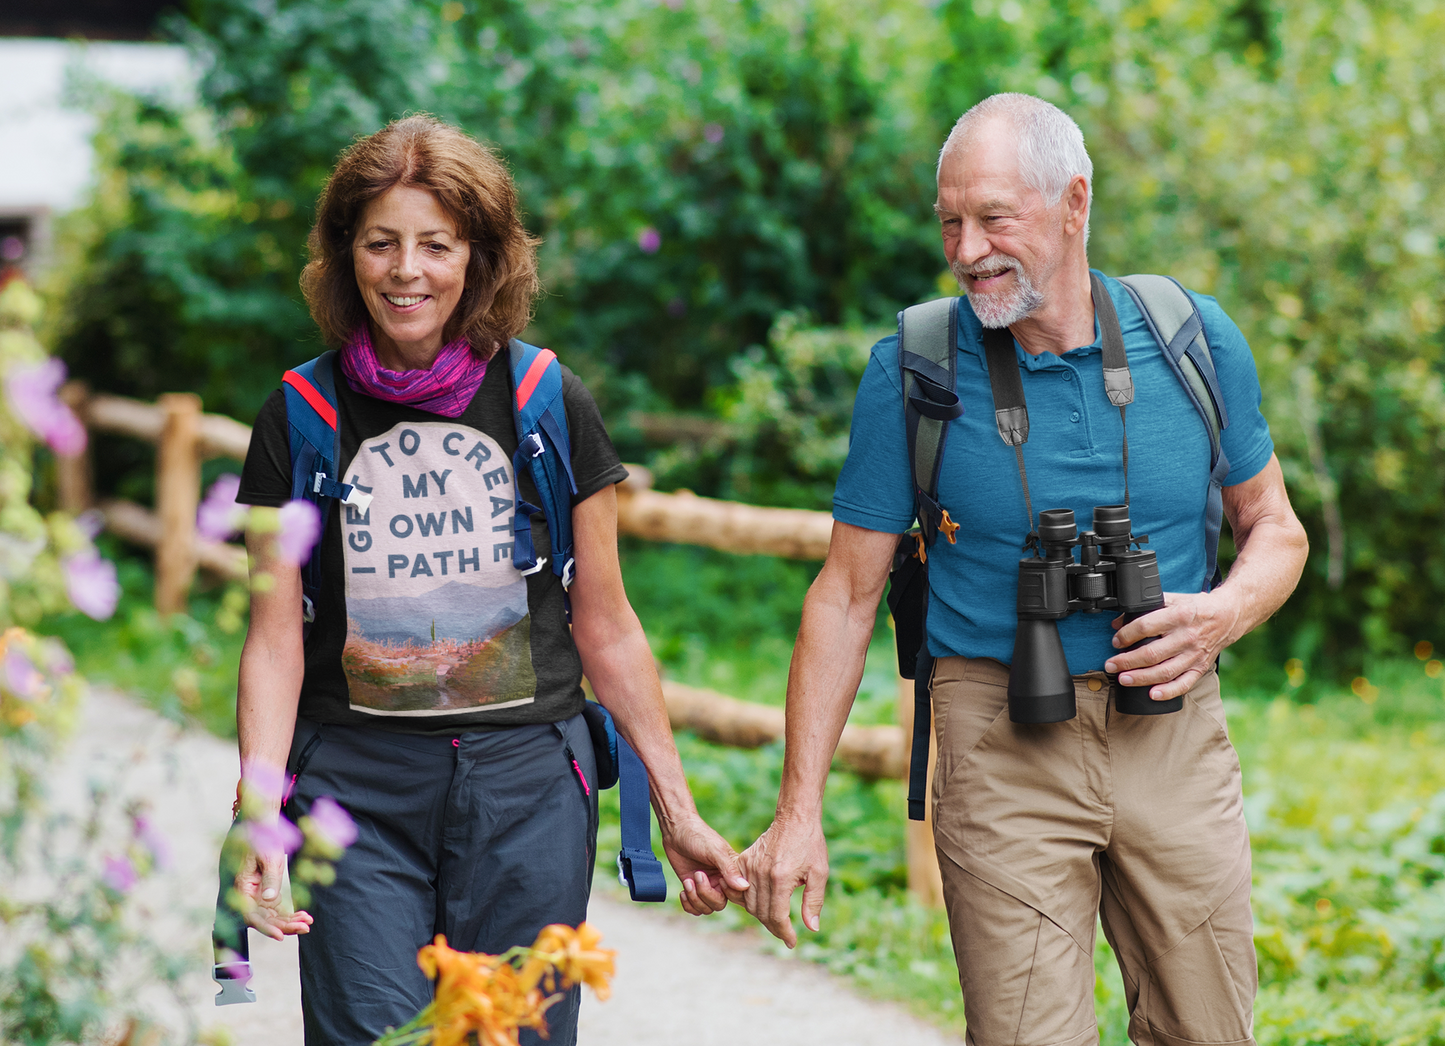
[391,244,421,280]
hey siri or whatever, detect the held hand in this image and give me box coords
[658,812,750,917]
[234,846,313,941]
[1105,589,1243,701]
[737,816,829,949]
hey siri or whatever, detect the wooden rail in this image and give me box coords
[55,383,943,907]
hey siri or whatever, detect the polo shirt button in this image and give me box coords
[1087,677,1104,691]
[1070,410,1080,423]
[1062,372,1073,381]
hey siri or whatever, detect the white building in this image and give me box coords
[0,38,193,276]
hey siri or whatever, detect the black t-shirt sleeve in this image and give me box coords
[561,366,628,503]
[237,389,293,508]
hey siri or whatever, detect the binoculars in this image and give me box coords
[1008,504,1180,723]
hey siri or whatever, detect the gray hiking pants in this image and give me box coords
[285,713,599,1046]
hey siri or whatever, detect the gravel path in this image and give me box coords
[56,688,963,1045]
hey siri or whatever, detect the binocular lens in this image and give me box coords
[1092,504,1131,539]
[1037,508,1078,544]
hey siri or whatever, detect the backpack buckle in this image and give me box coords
[524,432,545,459]
[301,595,316,624]
[561,557,575,589]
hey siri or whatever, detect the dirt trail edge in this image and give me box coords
[56,688,964,1045]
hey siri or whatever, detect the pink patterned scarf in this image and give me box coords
[339,327,487,418]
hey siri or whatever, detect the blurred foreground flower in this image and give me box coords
[5,357,87,456]
[302,795,358,854]
[373,923,615,1046]
[277,499,322,566]
[197,473,247,541]
[101,854,138,894]
[64,548,120,620]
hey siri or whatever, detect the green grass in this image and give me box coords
[40,543,1445,1043]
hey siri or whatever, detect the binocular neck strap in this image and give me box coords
[980,275,1137,538]
[981,326,1036,538]
[1091,272,1134,506]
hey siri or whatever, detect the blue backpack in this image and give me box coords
[279,340,665,903]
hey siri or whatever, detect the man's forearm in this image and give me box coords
[776,575,882,821]
[1215,457,1309,644]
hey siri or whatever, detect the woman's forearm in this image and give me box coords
[576,615,697,826]
[237,528,307,816]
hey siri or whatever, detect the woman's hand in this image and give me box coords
[658,812,749,916]
[233,843,313,940]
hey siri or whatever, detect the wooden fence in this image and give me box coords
[55,383,943,907]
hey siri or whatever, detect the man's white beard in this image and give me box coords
[953,254,1044,329]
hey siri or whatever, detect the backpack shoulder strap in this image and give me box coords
[281,351,371,626]
[1115,274,1231,589]
[895,297,962,824]
[897,297,964,547]
[507,340,578,586]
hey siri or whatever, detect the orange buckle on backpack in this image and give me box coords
[939,508,960,545]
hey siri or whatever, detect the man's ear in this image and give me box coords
[1062,175,1090,238]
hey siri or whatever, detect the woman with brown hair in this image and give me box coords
[230,115,746,1044]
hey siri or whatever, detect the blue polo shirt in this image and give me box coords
[833,271,1275,673]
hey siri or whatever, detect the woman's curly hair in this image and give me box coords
[301,114,541,357]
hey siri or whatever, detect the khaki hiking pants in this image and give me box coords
[930,656,1257,1046]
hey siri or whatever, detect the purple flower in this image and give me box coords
[6,358,87,456]
[65,550,119,621]
[637,227,661,254]
[241,761,288,805]
[39,638,74,677]
[306,795,358,851]
[4,647,44,699]
[75,509,105,540]
[133,815,173,871]
[276,500,322,566]
[197,474,247,542]
[102,855,137,894]
[703,122,724,144]
[248,815,303,856]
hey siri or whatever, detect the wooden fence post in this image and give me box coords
[154,392,202,615]
[56,381,94,514]
[899,672,945,908]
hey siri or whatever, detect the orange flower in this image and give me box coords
[381,926,614,1046]
[522,922,617,1001]
[415,936,552,1046]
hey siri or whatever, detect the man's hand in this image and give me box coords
[658,812,750,916]
[234,846,313,940]
[1105,589,1242,701]
[738,816,829,949]
[1105,455,1307,701]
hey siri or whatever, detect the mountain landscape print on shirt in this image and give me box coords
[340,421,537,715]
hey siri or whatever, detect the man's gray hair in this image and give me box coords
[939,93,1093,221]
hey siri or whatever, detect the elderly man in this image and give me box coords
[739,94,1307,1045]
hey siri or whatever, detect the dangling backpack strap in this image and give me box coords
[281,351,372,632]
[507,343,661,902]
[507,340,578,588]
[893,298,963,822]
[1116,275,1231,590]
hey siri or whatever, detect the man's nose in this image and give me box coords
[950,220,991,268]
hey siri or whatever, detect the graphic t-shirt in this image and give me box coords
[237,355,627,733]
